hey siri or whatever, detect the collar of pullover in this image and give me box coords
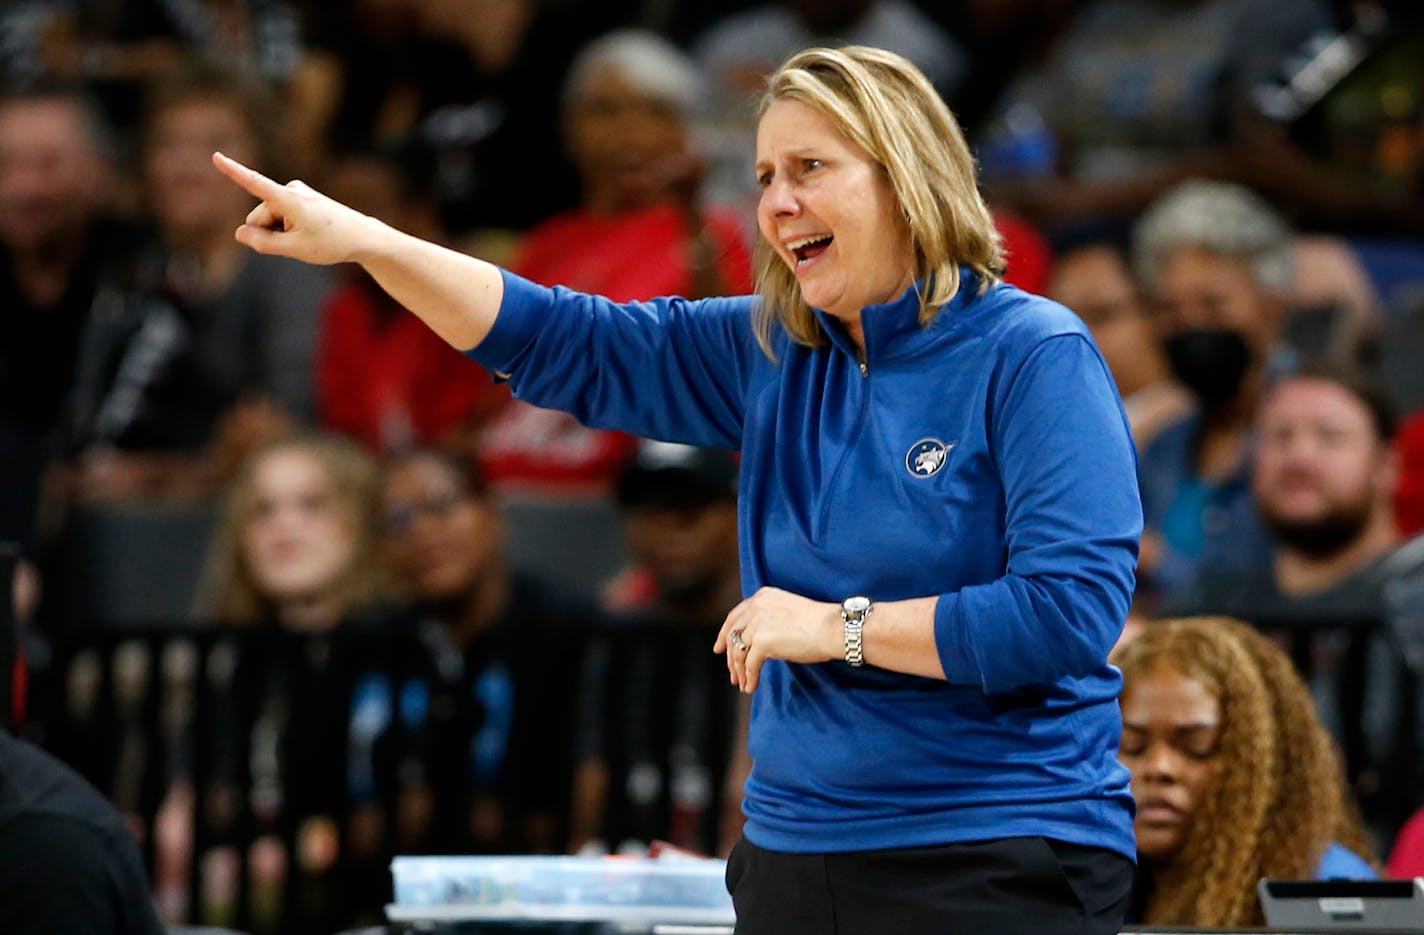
[812,266,985,365]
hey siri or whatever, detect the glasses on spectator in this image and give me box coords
[383,490,468,534]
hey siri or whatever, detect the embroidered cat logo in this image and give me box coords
[906,438,954,478]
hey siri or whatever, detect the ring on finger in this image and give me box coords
[729,628,749,652]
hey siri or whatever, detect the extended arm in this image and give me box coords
[213,152,502,351]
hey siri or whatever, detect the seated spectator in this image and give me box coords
[197,432,388,630]
[183,431,389,929]
[570,442,743,855]
[61,61,333,505]
[377,448,589,855]
[1132,180,1294,605]
[1168,364,1409,621]
[601,441,742,618]
[315,142,509,454]
[1166,362,1424,831]
[476,29,753,496]
[1046,237,1190,449]
[0,85,121,550]
[1113,615,1378,927]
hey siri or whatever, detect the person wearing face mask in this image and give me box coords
[1131,180,1297,607]
[1113,616,1378,928]
[211,45,1143,934]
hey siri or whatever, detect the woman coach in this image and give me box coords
[214,45,1142,935]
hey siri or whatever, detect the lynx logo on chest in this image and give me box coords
[906,438,954,478]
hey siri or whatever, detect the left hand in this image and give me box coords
[714,587,839,694]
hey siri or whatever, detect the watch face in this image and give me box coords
[843,596,871,615]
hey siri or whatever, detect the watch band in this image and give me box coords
[841,596,872,667]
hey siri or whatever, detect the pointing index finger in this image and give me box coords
[212,151,286,203]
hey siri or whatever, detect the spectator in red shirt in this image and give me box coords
[315,143,508,454]
[1388,805,1424,879]
[476,29,754,496]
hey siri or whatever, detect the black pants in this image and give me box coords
[725,835,1133,935]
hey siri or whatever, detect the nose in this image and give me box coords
[1137,741,1181,783]
[1266,429,1317,466]
[759,176,799,219]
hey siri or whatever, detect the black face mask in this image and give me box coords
[1164,328,1254,410]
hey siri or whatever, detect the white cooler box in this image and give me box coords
[388,854,736,928]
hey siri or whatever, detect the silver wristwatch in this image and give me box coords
[841,595,872,667]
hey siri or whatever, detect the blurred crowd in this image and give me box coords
[0,0,1422,932]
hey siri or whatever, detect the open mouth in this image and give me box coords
[787,234,833,266]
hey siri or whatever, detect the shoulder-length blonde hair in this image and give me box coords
[1113,617,1377,927]
[198,432,387,626]
[752,45,1004,357]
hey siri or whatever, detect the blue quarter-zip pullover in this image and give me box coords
[468,268,1142,859]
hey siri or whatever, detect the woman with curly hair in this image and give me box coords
[1113,616,1378,927]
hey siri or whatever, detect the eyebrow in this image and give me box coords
[754,147,820,173]
[1122,721,1220,732]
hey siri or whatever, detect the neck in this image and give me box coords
[1194,378,1261,480]
[582,180,661,217]
[445,567,512,647]
[174,226,245,296]
[1117,351,1172,399]
[7,231,89,307]
[843,316,866,354]
[1274,512,1400,598]
[275,593,346,631]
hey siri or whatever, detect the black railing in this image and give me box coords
[11,609,1421,933]
[18,619,739,935]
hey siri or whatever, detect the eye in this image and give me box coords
[1120,729,1146,757]
[250,496,278,522]
[756,170,773,189]
[1183,745,1217,762]
[803,158,823,173]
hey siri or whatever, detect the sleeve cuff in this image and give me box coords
[933,592,982,687]
[462,268,552,376]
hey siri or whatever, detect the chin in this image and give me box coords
[1135,835,1182,862]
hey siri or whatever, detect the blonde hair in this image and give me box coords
[199,432,386,625]
[752,45,1004,357]
[1113,617,1377,927]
